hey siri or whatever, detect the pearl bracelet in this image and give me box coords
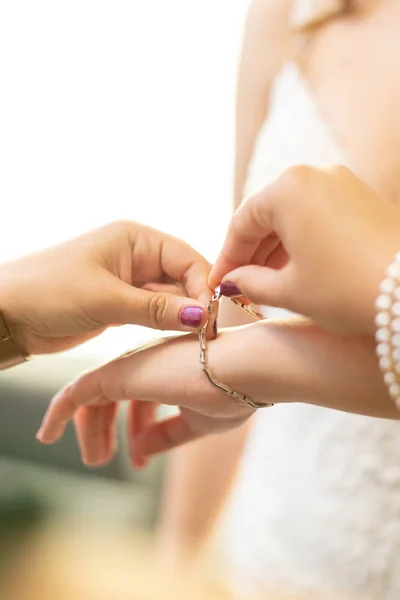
[376,252,400,409]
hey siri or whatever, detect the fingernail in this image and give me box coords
[134,457,149,470]
[36,429,51,444]
[220,281,242,298]
[180,306,204,328]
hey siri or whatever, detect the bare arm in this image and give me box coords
[234,0,292,207]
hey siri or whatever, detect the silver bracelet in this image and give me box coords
[375,252,400,409]
[199,289,274,410]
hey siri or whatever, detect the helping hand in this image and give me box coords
[211,166,400,334]
[0,221,214,356]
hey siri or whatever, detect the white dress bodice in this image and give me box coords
[222,61,400,600]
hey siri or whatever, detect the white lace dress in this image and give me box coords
[221,20,400,600]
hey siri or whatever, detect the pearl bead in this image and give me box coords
[376,343,391,357]
[387,262,400,279]
[376,295,392,310]
[384,371,397,385]
[389,383,400,398]
[377,255,400,410]
[376,311,391,327]
[380,278,396,294]
[380,356,393,371]
[376,327,390,342]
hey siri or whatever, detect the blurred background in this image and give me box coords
[0,0,250,597]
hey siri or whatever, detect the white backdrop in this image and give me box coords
[0,0,249,358]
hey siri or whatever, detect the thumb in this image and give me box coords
[220,265,293,310]
[98,278,209,332]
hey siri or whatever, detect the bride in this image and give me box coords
[157,1,400,598]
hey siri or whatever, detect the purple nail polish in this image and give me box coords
[180,306,204,328]
[220,281,242,298]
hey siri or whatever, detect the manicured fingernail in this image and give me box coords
[134,456,149,470]
[180,306,204,328]
[220,281,242,297]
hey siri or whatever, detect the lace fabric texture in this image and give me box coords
[220,12,400,597]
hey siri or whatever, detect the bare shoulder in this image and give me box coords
[245,0,293,27]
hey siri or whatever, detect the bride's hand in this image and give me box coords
[36,326,267,467]
[36,317,396,468]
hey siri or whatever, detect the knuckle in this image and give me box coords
[97,220,128,238]
[281,164,317,189]
[330,164,350,178]
[103,219,141,242]
[108,219,133,232]
[62,381,80,411]
[241,189,274,231]
[148,294,170,330]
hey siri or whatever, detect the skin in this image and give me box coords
[211,165,400,334]
[0,220,215,356]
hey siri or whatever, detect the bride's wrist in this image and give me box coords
[207,322,286,408]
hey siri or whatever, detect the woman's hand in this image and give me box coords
[0,221,214,356]
[36,318,396,467]
[36,327,261,467]
[210,166,400,334]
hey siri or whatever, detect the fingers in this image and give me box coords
[97,275,210,333]
[209,166,311,288]
[36,332,224,465]
[134,414,202,456]
[103,403,119,462]
[74,403,119,467]
[36,337,182,446]
[92,220,218,334]
[133,409,239,457]
[151,233,218,336]
[124,221,214,307]
[142,283,187,297]
[36,370,106,444]
[158,234,214,308]
[219,264,294,309]
[209,188,276,288]
[127,400,158,469]
[142,282,218,340]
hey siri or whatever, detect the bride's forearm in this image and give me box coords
[211,318,397,419]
